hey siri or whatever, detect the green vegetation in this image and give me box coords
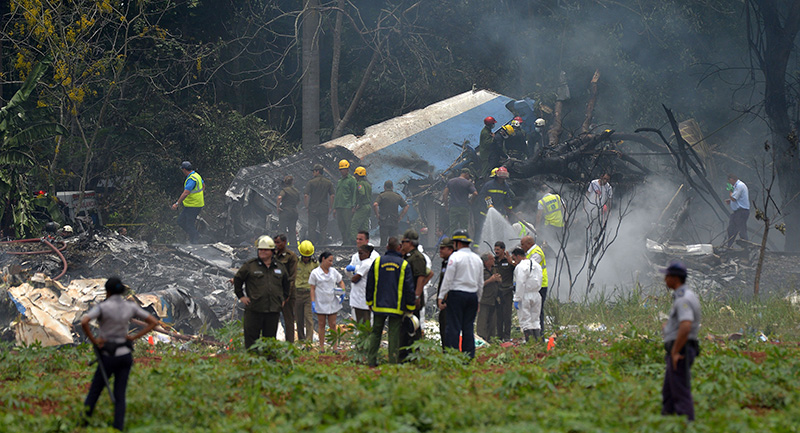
[2,291,800,432]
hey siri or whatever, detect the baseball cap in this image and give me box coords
[659,260,687,278]
[313,164,324,172]
[439,237,454,249]
[402,229,419,241]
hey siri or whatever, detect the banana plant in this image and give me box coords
[0,56,68,238]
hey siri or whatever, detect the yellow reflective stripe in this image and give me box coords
[528,245,548,287]
[487,189,507,194]
[370,257,410,314]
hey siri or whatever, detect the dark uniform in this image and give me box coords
[334,174,357,244]
[399,247,428,362]
[349,178,372,241]
[494,256,516,340]
[487,133,509,177]
[365,250,415,366]
[277,186,300,246]
[275,248,298,343]
[295,257,317,340]
[476,178,515,242]
[436,256,449,348]
[476,266,501,340]
[375,190,407,246]
[662,284,702,421]
[504,128,528,159]
[305,175,334,245]
[233,258,290,348]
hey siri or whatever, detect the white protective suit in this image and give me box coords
[513,258,542,331]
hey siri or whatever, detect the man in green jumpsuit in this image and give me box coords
[349,166,372,242]
[334,159,357,245]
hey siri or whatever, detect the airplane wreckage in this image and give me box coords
[3,81,798,347]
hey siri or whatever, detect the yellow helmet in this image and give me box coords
[354,166,366,177]
[338,159,350,169]
[490,168,498,178]
[501,125,515,136]
[298,240,315,257]
[255,235,276,250]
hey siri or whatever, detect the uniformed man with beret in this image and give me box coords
[660,260,701,421]
[233,235,291,349]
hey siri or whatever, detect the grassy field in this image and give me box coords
[3,287,800,432]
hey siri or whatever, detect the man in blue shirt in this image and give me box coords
[724,173,749,248]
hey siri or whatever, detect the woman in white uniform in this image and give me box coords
[309,251,345,352]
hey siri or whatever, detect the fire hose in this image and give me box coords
[0,237,68,280]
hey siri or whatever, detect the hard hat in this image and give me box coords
[403,313,420,337]
[180,161,192,170]
[501,125,515,135]
[298,240,315,257]
[63,225,73,233]
[534,118,546,127]
[496,166,509,178]
[513,116,524,123]
[451,229,472,244]
[255,235,276,250]
[511,120,521,128]
[490,168,498,178]
[354,166,366,176]
[484,116,497,126]
[338,159,350,169]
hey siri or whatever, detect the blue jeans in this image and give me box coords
[444,290,479,358]
[177,206,202,244]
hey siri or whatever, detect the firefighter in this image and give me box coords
[365,237,415,366]
[477,116,497,176]
[349,166,372,242]
[333,159,357,245]
[398,229,433,362]
[505,117,528,159]
[485,125,512,178]
[476,166,515,242]
[442,168,478,235]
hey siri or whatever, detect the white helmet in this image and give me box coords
[255,235,276,250]
[511,120,521,128]
[63,225,73,234]
[534,118,546,127]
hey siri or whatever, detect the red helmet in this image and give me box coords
[496,166,509,178]
[513,116,523,123]
[484,116,497,126]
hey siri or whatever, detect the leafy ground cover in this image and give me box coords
[3,290,800,432]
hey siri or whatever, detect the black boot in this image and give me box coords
[533,329,542,341]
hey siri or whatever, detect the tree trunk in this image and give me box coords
[301,0,321,148]
[330,0,345,131]
[331,48,380,140]
[581,70,600,134]
[753,219,769,298]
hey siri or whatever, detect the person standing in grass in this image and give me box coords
[661,260,701,421]
[310,251,346,352]
[80,277,159,431]
[512,248,542,343]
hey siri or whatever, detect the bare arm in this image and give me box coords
[171,189,191,210]
[276,194,283,213]
[127,315,159,341]
[304,194,310,209]
[373,201,380,219]
[671,320,692,369]
[441,187,449,204]
[399,204,409,220]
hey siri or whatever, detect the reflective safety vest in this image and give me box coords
[369,257,414,315]
[183,171,205,207]
[526,244,548,287]
[538,193,564,227]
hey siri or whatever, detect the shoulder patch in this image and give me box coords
[274,269,282,275]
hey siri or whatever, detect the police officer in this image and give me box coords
[172,161,204,244]
[349,166,372,241]
[365,237,416,366]
[304,164,335,245]
[276,175,300,247]
[373,180,409,247]
[437,230,483,359]
[399,229,433,361]
[661,260,701,421]
[295,240,318,340]
[477,116,496,176]
[274,234,298,343]
[493,241,516,341]
[334,159,357,245]
[233,236,290,349]
[435,237,455,348]
[80,277,159,431]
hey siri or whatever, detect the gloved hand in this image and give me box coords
[312,301,317,314]
[339,294,345,304]
[726,182,734,192]
[514,301,519,310]
[345,265,356,272]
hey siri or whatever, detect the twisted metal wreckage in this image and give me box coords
[3,85,795,347]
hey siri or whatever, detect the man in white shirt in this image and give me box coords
[437,230,483,358]
[345,231,380,323]
[512,248,542,342]
[586,173,613,225]
[724,173,750,248]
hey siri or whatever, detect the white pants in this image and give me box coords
[517,293,542,331]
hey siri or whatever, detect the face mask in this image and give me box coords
[726,183,734,192]
[534,127,542,133]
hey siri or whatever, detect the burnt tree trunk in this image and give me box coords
[582,70,600,134]
[301,0,321,148]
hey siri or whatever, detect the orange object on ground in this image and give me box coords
[547,335,556,351]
